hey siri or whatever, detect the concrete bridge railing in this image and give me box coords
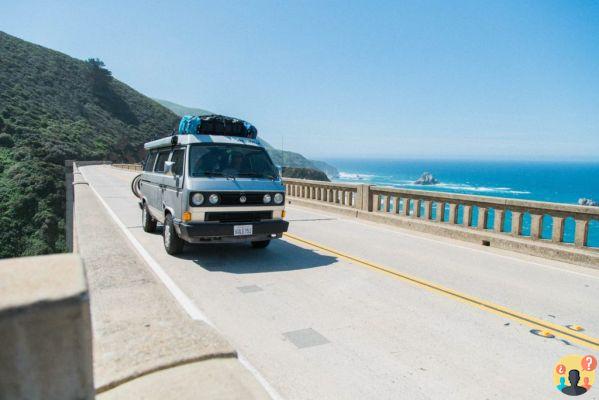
[112,163,142,171]
[284,178,598,249]
[283,178,599,266]
[286,179,360,208]
[367,186,598,248]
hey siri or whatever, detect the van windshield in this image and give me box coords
[189,144,278,179]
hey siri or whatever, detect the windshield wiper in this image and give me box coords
[200,170,225,177]
[237,172,277,180]
[204,170,236,180]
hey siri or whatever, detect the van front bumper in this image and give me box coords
[175,219,289,243]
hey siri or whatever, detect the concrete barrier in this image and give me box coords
[284,178,599,268]
[0,254,94,400]
[112,163,142,171]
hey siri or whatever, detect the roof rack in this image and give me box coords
[178,115,257,139]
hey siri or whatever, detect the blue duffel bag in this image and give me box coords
[177,115,258,139]
[178,115,202,135]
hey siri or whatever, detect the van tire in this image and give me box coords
[142,204,157,233]
[251,240,270,249]
[163,213,184,255]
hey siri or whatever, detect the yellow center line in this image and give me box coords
[283,232,599,351]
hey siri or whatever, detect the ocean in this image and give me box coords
[325,159,599,247]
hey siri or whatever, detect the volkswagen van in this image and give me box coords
[139,132,289,255]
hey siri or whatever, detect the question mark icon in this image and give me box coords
[581,355,597,371]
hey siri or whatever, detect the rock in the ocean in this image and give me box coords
[578,198,599,207]
[414,172,439,185]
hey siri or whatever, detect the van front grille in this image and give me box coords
[189,192,284,206]
[219,192,269,206]
[205,211,272,223]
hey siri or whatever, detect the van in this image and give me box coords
[139,132,289,255]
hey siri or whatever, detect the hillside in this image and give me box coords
[153,98,213,117]
[0,31,179,258]
[305,160,339,179]
[156,99,339,178]
[281,167,329,182]
[259,140,339,179]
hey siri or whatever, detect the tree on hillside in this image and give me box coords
[86,58,112,78]
[86,58,138,124]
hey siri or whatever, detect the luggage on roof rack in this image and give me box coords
[178,115,257,139]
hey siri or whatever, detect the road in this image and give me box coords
[80,165,599,400]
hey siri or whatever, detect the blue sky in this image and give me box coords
[2,1,598,160]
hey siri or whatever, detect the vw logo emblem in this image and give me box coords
[239,195,247,204]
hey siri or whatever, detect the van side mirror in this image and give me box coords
[164,161,175,175]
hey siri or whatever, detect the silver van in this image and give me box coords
[139,133,289,254]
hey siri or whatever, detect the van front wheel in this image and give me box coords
[251,240,271,249]
[142,204,157,233]
[163,214,184,255]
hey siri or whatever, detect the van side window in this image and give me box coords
[154,151,170,173]
[170,149,185,176]
[144,151,158,172]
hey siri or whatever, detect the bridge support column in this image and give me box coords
[384,195,391,213]
[423,200,432,220]
[435,202,446,222]
[412,199,422,218]
[511,211,523,236]
[574,219,589,247]
[477,207,488,230]
[447,203,458,224]
[530,214,543,240]
[552,216,564,243]
[355,184,372,211]
[494,209,505,233]
[463,205,473,227]
[402,198,411,216]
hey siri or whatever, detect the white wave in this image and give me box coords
[338,172,375,180]
[392,181,530,195]
[335,173,531,195]
[438,183,530,194]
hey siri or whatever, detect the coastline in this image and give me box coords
[324,158,599,247]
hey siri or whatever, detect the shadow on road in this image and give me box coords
[179,239,337,274]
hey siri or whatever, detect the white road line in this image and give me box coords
[79,166,284,400]
[288,204,599,281]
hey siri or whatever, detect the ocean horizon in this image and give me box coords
[324,158,599,247]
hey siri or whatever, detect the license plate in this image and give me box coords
[233,224,253,236]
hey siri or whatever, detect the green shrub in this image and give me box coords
[0,133,13,148]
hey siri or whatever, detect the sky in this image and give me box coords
[1,0,598,160]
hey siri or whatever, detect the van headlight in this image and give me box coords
[191,193,204,206]
[263,194,272,204]
[208,193,220,205]
[274,193,284,204]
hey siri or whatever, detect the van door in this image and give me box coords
[162,147,186,220]
[147,149,171,220]
[141,150,159,215]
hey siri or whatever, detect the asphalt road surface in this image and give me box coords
[80,165,599,400]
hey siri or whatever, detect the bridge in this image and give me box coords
[2,163,598,399]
